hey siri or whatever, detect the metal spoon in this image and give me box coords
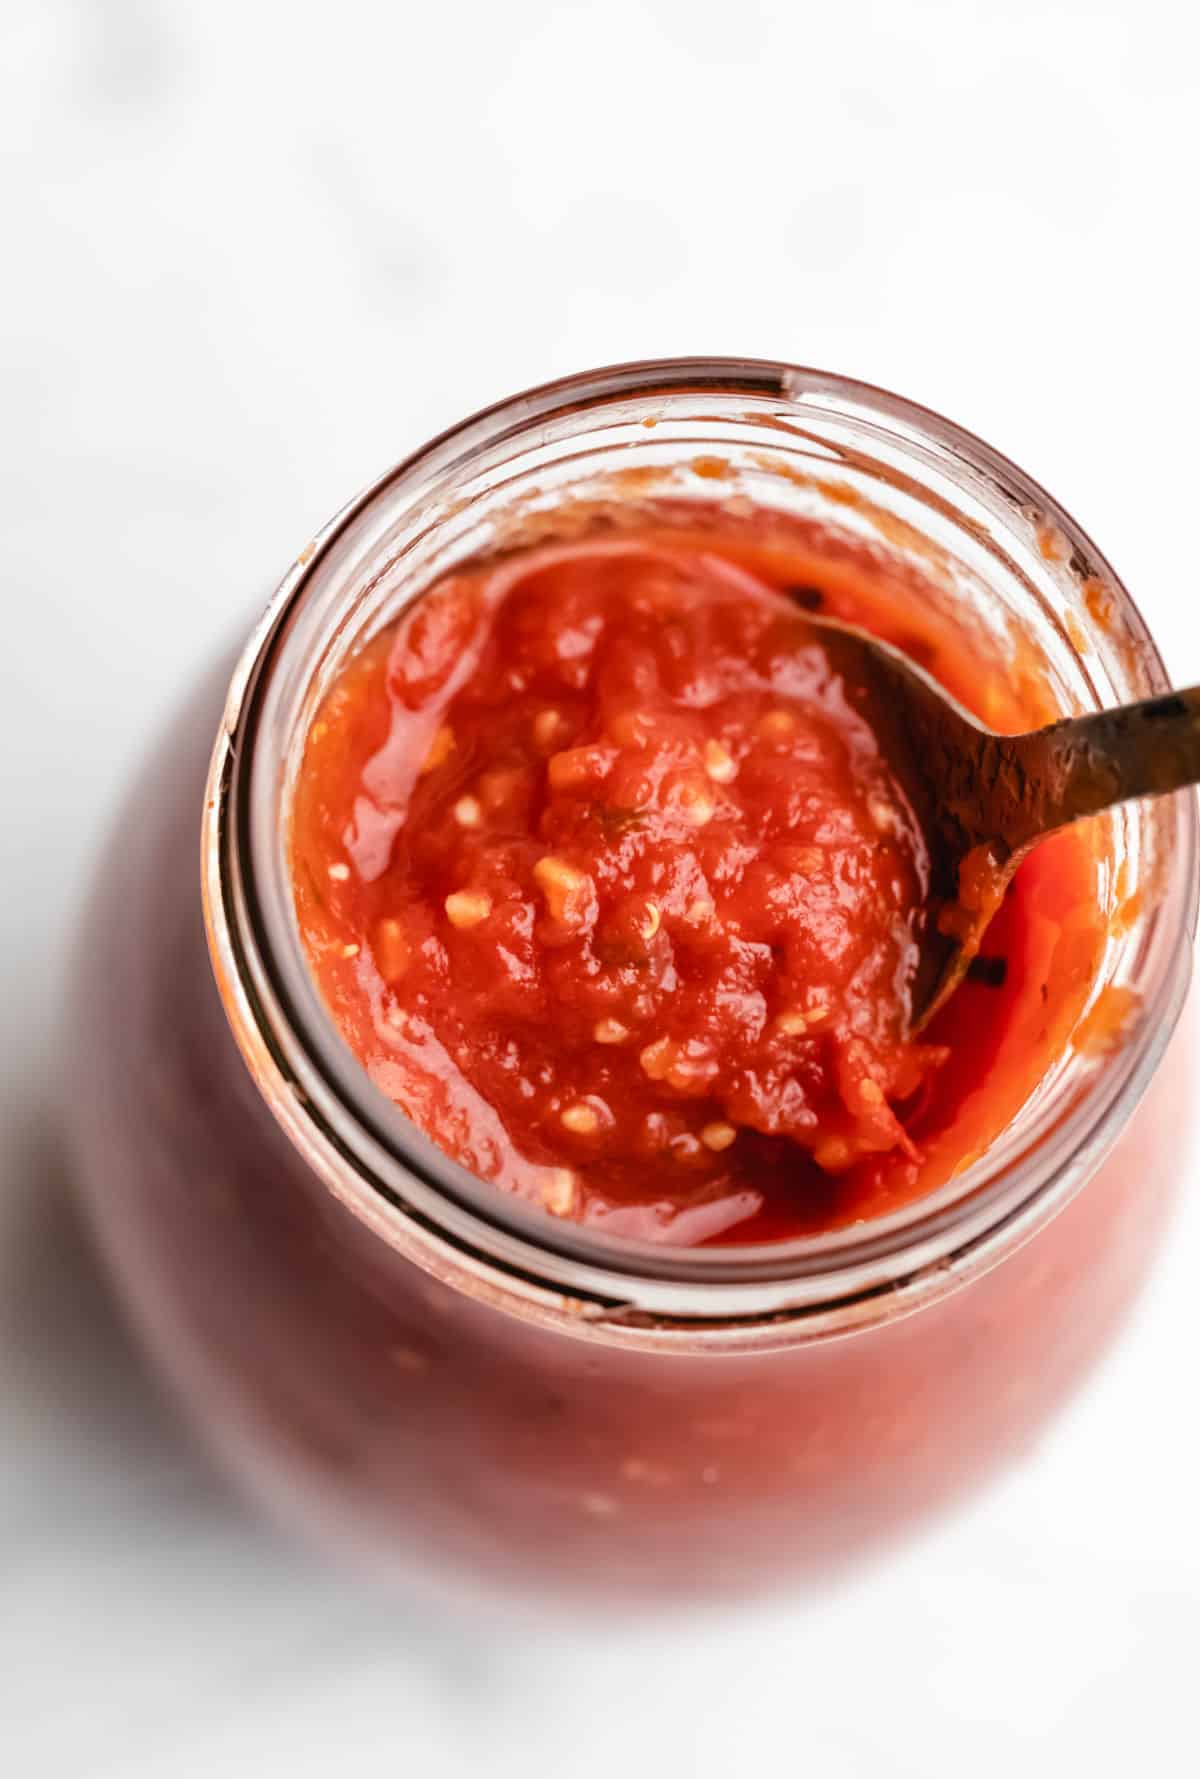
[801,615,1200,1030]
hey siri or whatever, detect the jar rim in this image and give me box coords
[202,357,1199,1333]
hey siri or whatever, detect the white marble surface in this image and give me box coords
[4,2,1200,1773]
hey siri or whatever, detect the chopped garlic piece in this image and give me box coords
[444,889,491,929]
[867,794,899,835]
[676,781,715,826]
[703,739,737,783]
[561,1102,600,1135]
[373,917,410,982]
[639,1036,675,1080]
[533,708,565,748]
[540,1167,578,1216]
[533,855,594,925]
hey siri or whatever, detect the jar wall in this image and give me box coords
[64,666,1192,1603]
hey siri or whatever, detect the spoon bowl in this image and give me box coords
[801,615,1200,1029]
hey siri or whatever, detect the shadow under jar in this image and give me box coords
[65,361,1198,1603]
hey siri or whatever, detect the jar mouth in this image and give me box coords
[203,357,1199,1322]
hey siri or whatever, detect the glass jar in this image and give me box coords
[65,361,1198,1602]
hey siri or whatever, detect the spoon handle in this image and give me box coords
[1002,685,1200,854]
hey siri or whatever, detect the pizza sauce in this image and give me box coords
[291,516,1103,1245]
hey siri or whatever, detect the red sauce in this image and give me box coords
[292,519,1104,1245]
